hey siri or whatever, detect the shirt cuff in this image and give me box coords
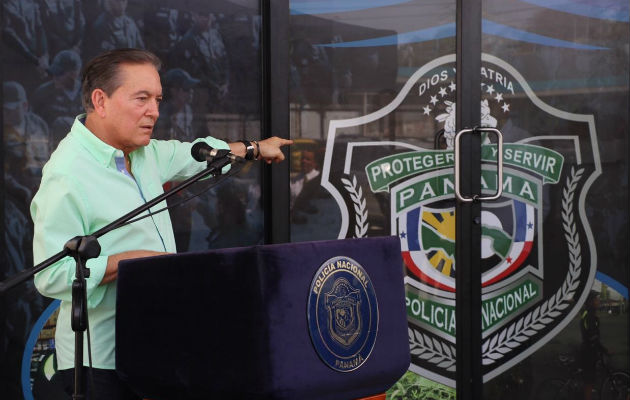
[85,255,108,307]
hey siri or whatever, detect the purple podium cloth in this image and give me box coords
[116,236,409,399]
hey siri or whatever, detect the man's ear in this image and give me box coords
[91,89,107,117]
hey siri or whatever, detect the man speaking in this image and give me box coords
[31,48,291,399]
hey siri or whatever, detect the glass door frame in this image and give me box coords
[266,0,488,397]
[263,0,291,244]
[455,0,484,399]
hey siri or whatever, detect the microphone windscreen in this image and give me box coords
[191,142,213,162]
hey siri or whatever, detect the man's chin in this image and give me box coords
[140,130,153,142]
[130,137,151,151]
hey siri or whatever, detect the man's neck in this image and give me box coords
[84,112,132,157]
[84,112,105,142]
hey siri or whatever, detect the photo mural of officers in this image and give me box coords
[1,1,263,398]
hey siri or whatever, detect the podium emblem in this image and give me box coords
[308,256,379,372]
[326,278,361,346]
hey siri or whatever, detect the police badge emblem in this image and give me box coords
[319,54,599,386]
[307,256,379,372]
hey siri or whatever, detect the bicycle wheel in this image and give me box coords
[600,371,629,400]
[534,379,572,400]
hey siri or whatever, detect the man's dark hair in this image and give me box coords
[302,146,324,168]
[585,290,600,310]
[81,48,162,111]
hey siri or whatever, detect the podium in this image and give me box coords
[115,237,410,399]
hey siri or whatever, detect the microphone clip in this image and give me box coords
[191,142,245,165]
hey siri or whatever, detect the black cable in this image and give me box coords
[76,254,96,400]
[73,162,244,396]
[110,162,245,231]
[81,255,96,400]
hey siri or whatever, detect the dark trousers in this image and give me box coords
[54,367,142,400]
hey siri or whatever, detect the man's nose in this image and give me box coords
[147,99,160,119]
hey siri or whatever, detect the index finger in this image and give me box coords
[277,138,293,146]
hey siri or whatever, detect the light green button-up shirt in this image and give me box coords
[32,116,229,370]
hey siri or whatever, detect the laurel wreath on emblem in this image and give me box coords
[341,175,369,238]
[408,327,457,371]
[407,167,585,371]
[481,166,585,365]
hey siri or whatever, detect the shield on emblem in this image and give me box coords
[399,202,457,292]
[398,195,538,295]
[319,53,599,386]
[325,278,362,347]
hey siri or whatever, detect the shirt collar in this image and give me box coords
[305,169,320,181]
[69,114,125,166]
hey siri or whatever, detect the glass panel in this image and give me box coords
[289,0,460,397]
[1,1,262,397]
[142,1,264,252]
[480,1,629,399]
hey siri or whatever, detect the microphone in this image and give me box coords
[191,142,244,163]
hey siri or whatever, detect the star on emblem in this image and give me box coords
[423,105,432,115]
[438,87,448,97]
[502,102,510,112]
[449,81,456,92]
[495,92,503,102]
[486,84,495,95]
[429,95,439,105]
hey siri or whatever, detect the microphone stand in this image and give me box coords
[0,155,232,399]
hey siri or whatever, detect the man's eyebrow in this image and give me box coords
[131,90,162,97]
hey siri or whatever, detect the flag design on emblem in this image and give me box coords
[421,209,456,277]
[482,200,535,287]
[400,205,457,292]
[399,200,535,292]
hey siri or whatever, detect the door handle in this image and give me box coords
[454,127,503,202]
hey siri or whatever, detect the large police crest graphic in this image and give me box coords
[318,54,599,386]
